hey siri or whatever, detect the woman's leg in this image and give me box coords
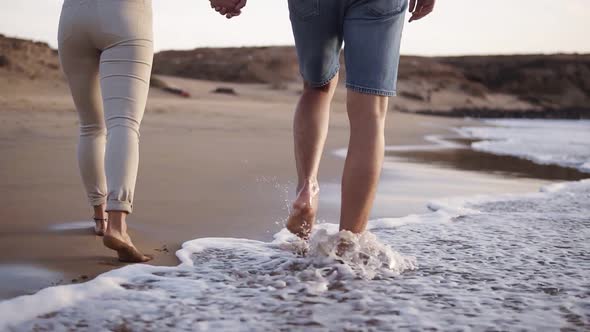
[99,36,153,262]
[58,18,108,235]
[100,39,152,215]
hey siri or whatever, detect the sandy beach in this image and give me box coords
[1,0,589,326]
[2,72,586,301]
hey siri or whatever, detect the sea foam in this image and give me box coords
[1,180,588,331]
[458,119,590,172]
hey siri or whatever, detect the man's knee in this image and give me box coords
[347,91,389,121]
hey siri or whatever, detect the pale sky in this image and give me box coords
[1,0,589,55]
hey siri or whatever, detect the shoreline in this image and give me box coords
[1,77,588,301]
[3,174,589,330]
[399,108,590,119]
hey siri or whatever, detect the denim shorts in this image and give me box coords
[288,0,407,96]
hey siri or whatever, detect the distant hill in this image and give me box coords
[154,46,299,87]
[0,34,61,80]
[2,34,589,118]
[154,47,590,115]
[439,55,590,110]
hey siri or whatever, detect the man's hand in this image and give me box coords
[408,0,435,22]
[210,0,247,19]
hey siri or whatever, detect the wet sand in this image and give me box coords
[0,76,574,300]
[391,137,589,181]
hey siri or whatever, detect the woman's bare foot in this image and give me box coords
[287,181,320,239]
[93,204,107,236]
[104,211,152,263]
[93,218,107,236]
[103,231,152,263]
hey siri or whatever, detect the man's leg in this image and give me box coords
[338,0,407,233]
[287,75,339,239]
[286,0,343,238]
[340,91,388,233]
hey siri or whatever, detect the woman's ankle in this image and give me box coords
[93,204,107,220]
[106,211,127,234]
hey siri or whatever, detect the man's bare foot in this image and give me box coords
[287,182,319,239]
[103,231,152,263]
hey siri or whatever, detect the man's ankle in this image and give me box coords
[298,178,319,192]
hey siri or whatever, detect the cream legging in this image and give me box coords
[58,0,153,213]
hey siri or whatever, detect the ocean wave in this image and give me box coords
[458,119,590,173]
[1,180,588,331]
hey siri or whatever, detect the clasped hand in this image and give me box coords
[210,0,247,19]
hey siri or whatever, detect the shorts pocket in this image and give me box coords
[97,0,146,37]
[367,0,407,16]
[288,0,320,20]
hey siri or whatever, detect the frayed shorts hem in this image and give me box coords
[346,83,397,97]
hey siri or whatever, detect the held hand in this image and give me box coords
[408,0,435,22]
[210,0,247,19]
